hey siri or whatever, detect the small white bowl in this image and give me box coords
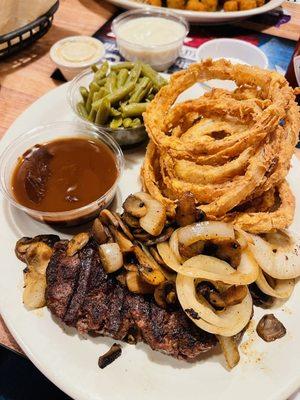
[50,36,105,81]
[197,38,268,69]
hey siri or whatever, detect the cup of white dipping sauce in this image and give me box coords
[112,8,189,72]
[50,36,105,81]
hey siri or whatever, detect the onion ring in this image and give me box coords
[141,59,300,232]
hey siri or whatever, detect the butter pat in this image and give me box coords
[50,36,105,81]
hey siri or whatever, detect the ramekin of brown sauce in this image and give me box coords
[0,122,124,226]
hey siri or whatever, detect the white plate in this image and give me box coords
[105,0,285,23]
[0,81,300,400]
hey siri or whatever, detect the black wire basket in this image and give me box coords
[0,0,59,60]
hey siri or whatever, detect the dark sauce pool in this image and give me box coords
[11,137,118,212]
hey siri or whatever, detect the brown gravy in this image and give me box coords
[12,137,118,212]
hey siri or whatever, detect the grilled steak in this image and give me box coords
[46,238,216,360]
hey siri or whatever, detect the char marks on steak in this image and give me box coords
[46,239,216,360]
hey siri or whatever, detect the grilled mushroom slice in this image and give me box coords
[144,226,174,246]
[196,281,226,309]
[104,225,114,243]
[23,269,47,309]
[111,211,134,240]
[179,240,205,259]
[256,314,286,342]
[133,231,152,242]
[99,209,119,227]
[109,226,133,253]
[123,195,147,218]
[35,234,60,247]
[98,344,122,369]
[25,242,53,275]
[175,191,199,227]
[249,283,274,308]
[92,218,108,244]
[132,245,165,285]
[154,281,177,309]
[121,212,140,229]
[126,271,154,294]
[206,239,242,269]
[149,246,165,266]
[124,263,138,272]
[222,285,248,306]
[20,240,54,310]
[196,281,247,309]
[15,235,59,262]
[67,233,89,257]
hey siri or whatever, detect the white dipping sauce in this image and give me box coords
[114,17,187,71]
[51,37,104,68]
[50,36,105,81]
[117,17,186,46]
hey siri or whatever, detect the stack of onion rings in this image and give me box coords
[142,59,300,233]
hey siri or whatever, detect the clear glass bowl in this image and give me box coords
[0,121,124,226]
[68,68,148,148]
[112,8,189,72]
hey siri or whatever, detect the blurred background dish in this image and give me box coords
[196,38,268,68]
[105,0,285,23]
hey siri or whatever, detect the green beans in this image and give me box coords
[88,108,97,122]
[123,118,133,128]
[117,69,129,88]
[105,72,117,93]
[80,87,89,102]
[110,108,121,117]
[95,98,111,125]
[86,82,100,113]
[109,118,123,129]
[94,61,109,81]
[76,61,167,130]
[77,102,88,118]
[141,64,167,90]
[127,62,142,85]
[111,62,134,71]
[121,102,148,118]
[132,118,142,128]
[97,77,107,87]
[93,87,109,102]
[129,77,151,104]
[107,82,135,105]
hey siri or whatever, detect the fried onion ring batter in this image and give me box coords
[141,59,300,233]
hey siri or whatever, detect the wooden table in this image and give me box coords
[0,0,299,356]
